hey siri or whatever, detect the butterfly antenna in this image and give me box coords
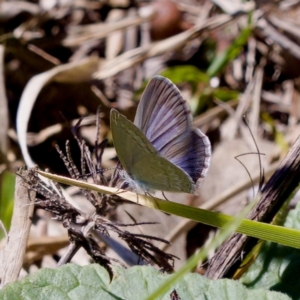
[234,116,265,199]
[234,154,255,198]
[124,210,139,224]
[161,191,170,201]
[243,115,265,191]
[95,106,101,152]
[94,106,107,169]
[109,163,124,189]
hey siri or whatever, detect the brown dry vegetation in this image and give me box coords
[1,0,300,286]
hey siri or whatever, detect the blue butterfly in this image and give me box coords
[110,75,211,194]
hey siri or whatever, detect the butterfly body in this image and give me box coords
[110,75,211,194]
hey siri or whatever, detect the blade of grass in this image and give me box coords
[207,26,252,77]
[37,170,300,249]
[146,196,258,300]
[0,172,15,239]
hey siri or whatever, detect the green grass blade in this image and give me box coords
[37,171,300,249]
[146,198,257,300]
[0,172,15,239]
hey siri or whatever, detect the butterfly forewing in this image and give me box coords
[134,76,211,188]
[110,109,194,193]
[134,76,189,152]
[111,109,156,174]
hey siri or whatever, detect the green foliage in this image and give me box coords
[207,27,252,77]
[37,170,300,250]
[160,65,239,113]
[11,171,299,300]
[0,171,15,239]
[0,264,290,300]
[161,66,210,85]
[213,88,239,102]
[261,112,289,152]
[240,202,300,299]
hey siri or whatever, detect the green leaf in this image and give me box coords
[133,66,209,110]
[240,202,300,299]
[0,264,290,300]
[261,112,289,152]
[213,88,239,101]
[207,27,252,77]
[161,66,210,85]
[0,171,15,238]
[161,66,211,113]
[0,264,113,300]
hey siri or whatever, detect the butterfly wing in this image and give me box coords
[134,76,211,189]
[110,109,194,193]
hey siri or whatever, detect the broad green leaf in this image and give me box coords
[0,264,290,300]
[0,264,113,300]
[240,202,300,299]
